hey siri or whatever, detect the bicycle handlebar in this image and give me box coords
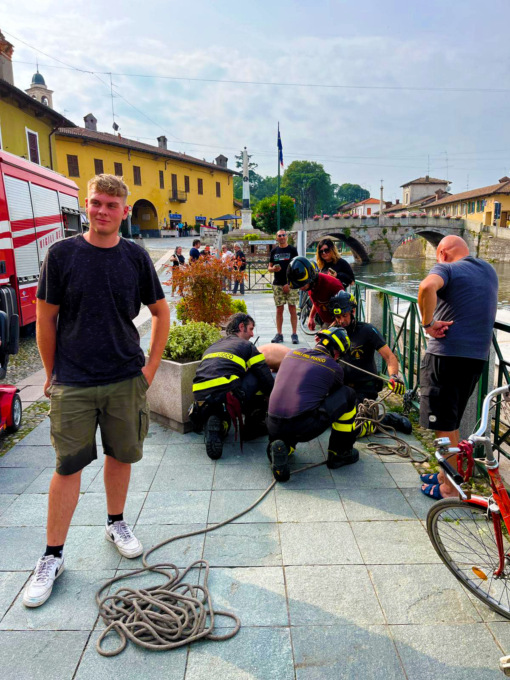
[471,385,510,440]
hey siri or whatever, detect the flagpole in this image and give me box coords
[277,123,281,231]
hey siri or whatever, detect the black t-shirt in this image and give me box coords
[342,322,386,392]
[37,235,165,386]
[172,254,185,267]
[269,245,298,285]
[320,258,355,287]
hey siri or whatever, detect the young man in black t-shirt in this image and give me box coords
[23,174,170,609]
[189,239,201,262]
[268,230,299,344]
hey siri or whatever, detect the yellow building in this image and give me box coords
[55,118,237,235]
[425,177,510,228]
[0,32,74,169]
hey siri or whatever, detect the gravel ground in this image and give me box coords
[8,335,43,385]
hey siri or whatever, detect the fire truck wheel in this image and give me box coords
[6,393,22,433]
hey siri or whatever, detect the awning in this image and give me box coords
[212,214,242,220]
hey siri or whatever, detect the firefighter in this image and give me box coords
[266,327,358,482]
[328,291,412,435]
[191,313,274,459]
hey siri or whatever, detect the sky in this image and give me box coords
[3,0,510,203]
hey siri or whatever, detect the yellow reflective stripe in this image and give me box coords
[337,407,357,421]
[332,422,356,432]
[192,375,239,392]
[202,352,247,369]
[247,354,265,368]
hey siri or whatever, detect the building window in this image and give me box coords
[94,159,104,175]
[67,154,79,177]
[159,170,164,189]
[184,175,190,193]
[197,178,203,195]
[133,166,141,186]
[114,162,123,176]
[216,181,221,198]
[171,174,178,197]
[26,129,40,165]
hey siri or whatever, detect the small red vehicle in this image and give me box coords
[0,308,21,434]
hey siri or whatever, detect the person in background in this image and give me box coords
[315,238,355,288]
[418,235,498,500]
[177,222,183,238]
[221,244,234,292]
[189,239,201,263]
[232,242,247,296]
[183,221,188,237]
[268,230,299,344]
[171,245,185,297]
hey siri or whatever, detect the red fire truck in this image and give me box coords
[0,149,81,335]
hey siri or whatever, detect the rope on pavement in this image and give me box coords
[95,462,325,657]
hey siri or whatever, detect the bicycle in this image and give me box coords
[298,290,322,336]
[426,384,510,623]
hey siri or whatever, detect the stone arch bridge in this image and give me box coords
[292,216,469,263]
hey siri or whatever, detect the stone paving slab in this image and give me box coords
[0,630,90,680]
[391,623,505,679]
[208,489,277,524]
[297,624,407,679]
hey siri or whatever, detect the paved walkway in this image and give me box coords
[1,296,509,678]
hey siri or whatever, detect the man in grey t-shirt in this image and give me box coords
[417,235,498,500]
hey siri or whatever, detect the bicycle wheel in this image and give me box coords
[299,293,315,336]
[427,497,510,619]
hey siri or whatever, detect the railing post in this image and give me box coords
[459,344,496,441]
[366,289,385,373]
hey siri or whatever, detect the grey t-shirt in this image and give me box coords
[37,235,165,386]
[426,256,498,360]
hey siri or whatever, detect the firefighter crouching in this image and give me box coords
[190,313,274,459]
[267,327,358,482]
[328,291,412,436]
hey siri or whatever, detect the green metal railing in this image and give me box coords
[354,280,510,459]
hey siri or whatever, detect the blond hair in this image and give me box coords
[87,174,129,201]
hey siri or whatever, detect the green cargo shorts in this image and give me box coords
[49,374,150,476]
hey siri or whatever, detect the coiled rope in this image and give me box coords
[96,462,324,657]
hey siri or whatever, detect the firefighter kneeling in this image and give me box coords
[267,327,357,482]
[191,313,274,460]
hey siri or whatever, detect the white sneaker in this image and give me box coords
[105,521,143,558]
[23,555,65,608]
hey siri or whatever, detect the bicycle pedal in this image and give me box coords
[499,655,510,676]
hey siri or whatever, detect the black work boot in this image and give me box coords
[327,448,359,470]
[270,440,291,482]
[205,415,223,460]
[381,412,412,435]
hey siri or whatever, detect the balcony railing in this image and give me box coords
[169,190,187,202]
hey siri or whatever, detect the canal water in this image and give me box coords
[350,257,510,310]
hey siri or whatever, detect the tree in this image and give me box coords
[281,161,334,217]
[336,183,370,205]
[253,195,296,234]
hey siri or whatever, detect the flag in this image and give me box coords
[277,124,284,169]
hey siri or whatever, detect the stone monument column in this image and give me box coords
[240,147,253,231]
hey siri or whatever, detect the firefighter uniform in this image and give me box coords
[267,345,357,467]
[191,335,274,433]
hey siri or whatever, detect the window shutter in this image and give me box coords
[67,154,79,177]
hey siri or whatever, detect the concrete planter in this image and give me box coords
[145,356,200,433]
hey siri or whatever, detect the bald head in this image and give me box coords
[436,235,469,264]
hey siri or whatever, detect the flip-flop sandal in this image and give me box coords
[420,473,440,484]
[420,483,444,500]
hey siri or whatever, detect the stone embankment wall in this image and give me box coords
[393,238,435,259]
[465,220,510,263]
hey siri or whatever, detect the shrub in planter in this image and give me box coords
[333,213,341,219]
[454,215,462,220]
[351,214,359,219]
[410,213,418,218]
[323,214,330,220]
[343,214,351,219]
[163,322,221,363]
[388,214,396,218]
[168,257,234,325]
[433,213,441,218]
[420,213,427,218]
[230,298,248,314]
[313,215,320,221]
